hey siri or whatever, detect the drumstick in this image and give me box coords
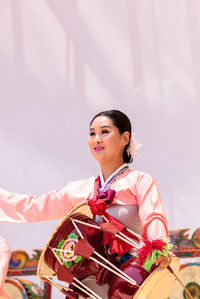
[49,247,63,265]
[51,247,73,253]
[167,266,194,299]
[89,255,138,287]
[41,274,65,291]
[117,232,141,249]
[71,219,84,239]
[93,250,139,287]
[70,218,100,230]
[41,274,74,293]
[73,278,102,299]
[125,228,142,240]
[42,270,102,299]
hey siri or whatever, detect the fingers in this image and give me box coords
[156,254,172,271]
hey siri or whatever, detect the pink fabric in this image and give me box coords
[0,170,168,239]
[0,236,11,299]
[0,178,95,223]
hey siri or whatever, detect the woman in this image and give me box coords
[0,110,172,296]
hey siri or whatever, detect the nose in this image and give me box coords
[95,134,101,143]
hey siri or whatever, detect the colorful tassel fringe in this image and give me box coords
[137,235,173,271]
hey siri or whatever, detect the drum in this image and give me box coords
[3,277,45,299]
[108,256,180,299]
[37,202,180,299]
[169,260,200,298]
[3,278,27,299]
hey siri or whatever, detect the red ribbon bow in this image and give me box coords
[88,189,116,216]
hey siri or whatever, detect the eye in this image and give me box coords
[102,130,109,134]
[89,132,95,136]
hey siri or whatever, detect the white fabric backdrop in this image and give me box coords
[0,0,200,297]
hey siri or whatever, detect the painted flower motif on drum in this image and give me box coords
[56,233,83,268]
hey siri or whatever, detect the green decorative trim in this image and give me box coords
[56,233,83,268]
[67,233,79,240]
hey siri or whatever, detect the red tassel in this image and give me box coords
[137,235,167,266]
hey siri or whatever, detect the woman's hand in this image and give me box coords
[156,253,172,271]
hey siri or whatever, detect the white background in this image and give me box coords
[0,1,200,298]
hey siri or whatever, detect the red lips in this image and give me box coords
[94,146,104,152]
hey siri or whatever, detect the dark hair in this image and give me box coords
[90,110,133,163]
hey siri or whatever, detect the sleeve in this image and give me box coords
[135,172,169,240]
[0,180,90,223]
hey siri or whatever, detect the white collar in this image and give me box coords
[99,163,129,190]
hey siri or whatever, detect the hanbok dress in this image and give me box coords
[0,164,169,297]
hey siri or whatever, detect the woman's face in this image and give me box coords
[88,116,129,164]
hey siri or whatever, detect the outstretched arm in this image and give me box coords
[0,187,73,223]
[0,178,94,223]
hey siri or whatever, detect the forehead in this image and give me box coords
[90,116,114,129]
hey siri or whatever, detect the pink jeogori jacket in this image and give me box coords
[0,170,168,240]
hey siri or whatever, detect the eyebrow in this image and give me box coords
[89,125,111,131]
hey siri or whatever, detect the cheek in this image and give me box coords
[105,136,121,150]
[112,138,124,153]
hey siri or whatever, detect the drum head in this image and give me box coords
[37,201,93,280]
[134,256,180,299]
[18,278,45,299]
[169,261,200,299]
[3,278,27,299]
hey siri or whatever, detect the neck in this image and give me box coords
[100,160,125,182]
